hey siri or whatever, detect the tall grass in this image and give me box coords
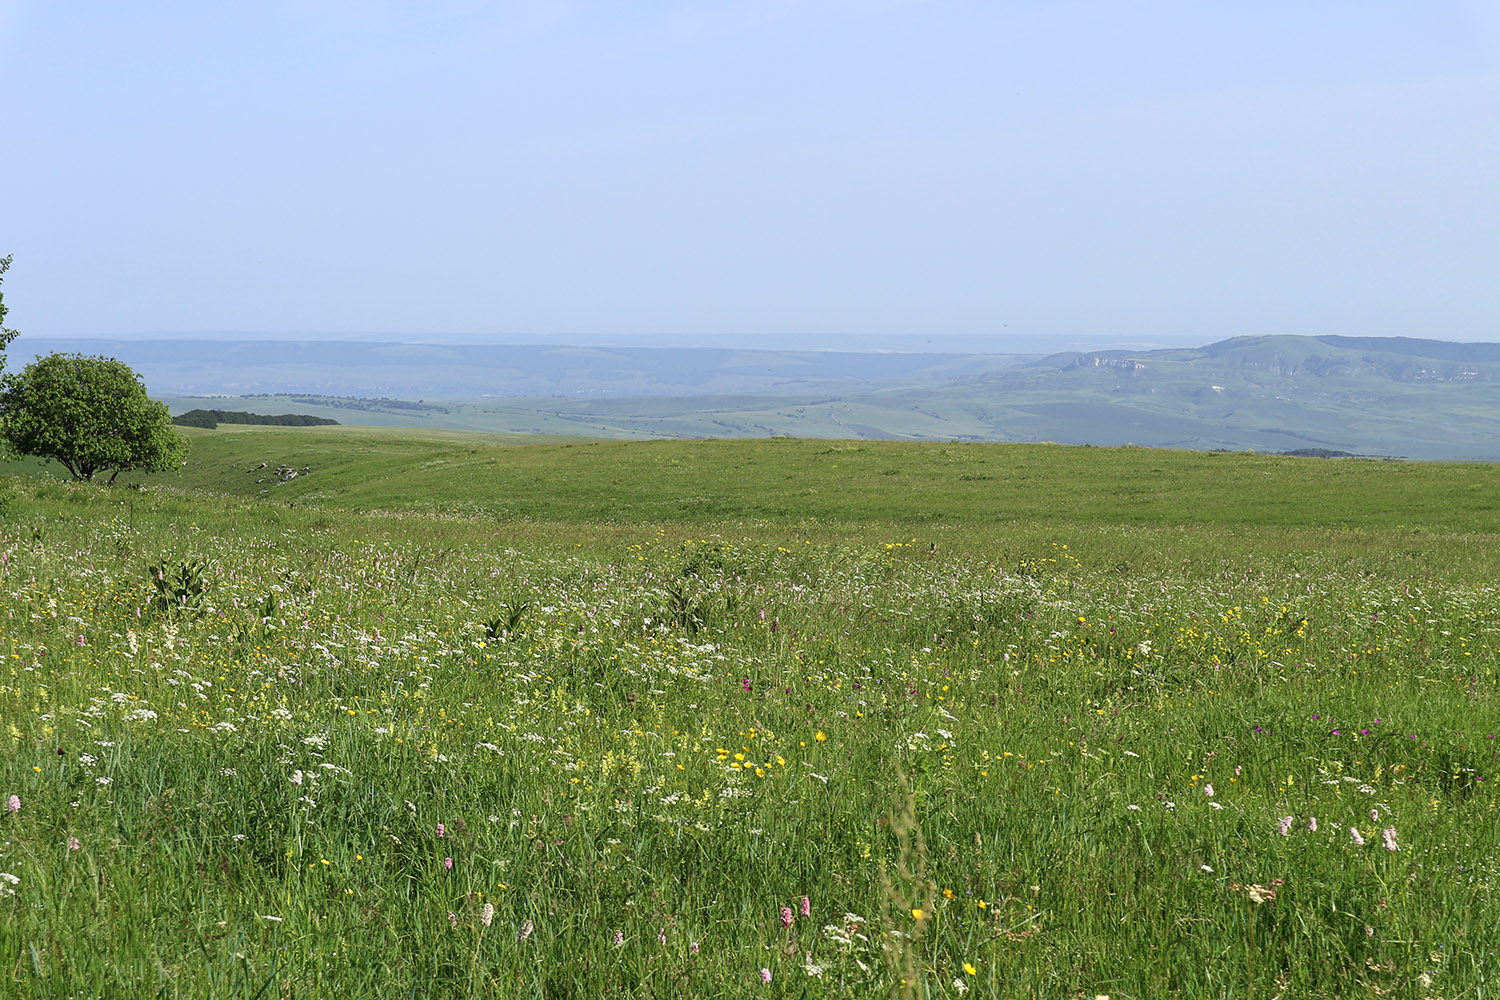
[0,463,1495,998]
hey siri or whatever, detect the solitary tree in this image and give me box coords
[0,353,189,483]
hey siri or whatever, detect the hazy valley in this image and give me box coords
[24,333,1500,459]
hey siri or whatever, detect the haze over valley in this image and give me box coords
[19,333,1500,460]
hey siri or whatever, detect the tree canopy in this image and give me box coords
[0,353,189,482]
[0,254,18,372]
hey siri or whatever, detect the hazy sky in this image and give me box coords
[2,1,1497,346]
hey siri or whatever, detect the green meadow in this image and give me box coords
[0,428,1496,997]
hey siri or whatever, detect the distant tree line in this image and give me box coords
[1279,448,1356,459]
[172,409,340,429]
[244,394,450,414]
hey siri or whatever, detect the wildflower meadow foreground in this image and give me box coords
[0,466,1495,998]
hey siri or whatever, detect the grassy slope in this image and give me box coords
[147,426,1500,534]
[1,431,1498,997]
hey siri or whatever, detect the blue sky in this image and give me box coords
[2,1,1496,346]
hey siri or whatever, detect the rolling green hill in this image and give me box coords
[72,426,1498,539]
[3,429,1499,996]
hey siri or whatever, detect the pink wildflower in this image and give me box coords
[691,940,700,954]
[443,857,453,871]
[780,906,793,929]
[614,929,625,946]
[67,837,81,851]
[448,912,458,929]
[436,823,445,838]
[760,968,772,984]
[1350,827,1365,846]
[1307,816,1317,833]
[1382,827,1398,852]
[1278,815,1294,836]
[658,929,667,945]
[1204,783,1214,797]
[1370,809,1379,823]
[480,903,494,928]
[801,896,811,917]
[6,795,18,814]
